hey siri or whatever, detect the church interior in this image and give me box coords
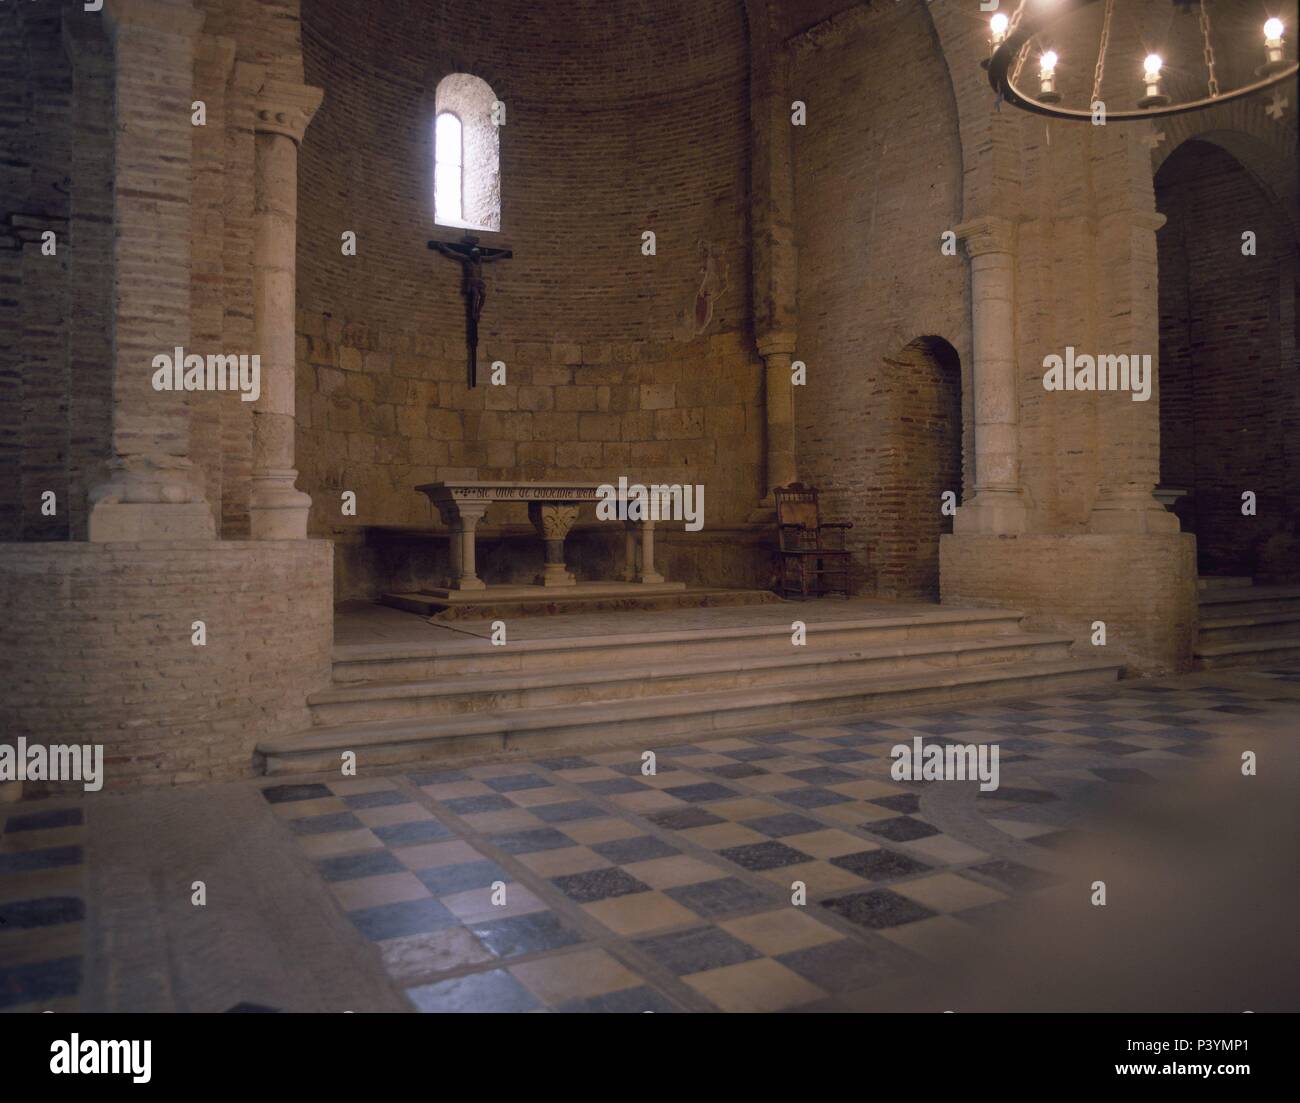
[1,0,1297,1017]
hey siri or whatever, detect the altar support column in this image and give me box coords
[528,503,579,588]
[88,0,214,541]
[248,80,323,540]
[638,520,664,585]
[953,216,1027,535]
[436,500,489,590]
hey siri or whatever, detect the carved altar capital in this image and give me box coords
[254,80,324,143]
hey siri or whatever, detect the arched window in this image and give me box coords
[433,74,501,231]
[434,112,464,225]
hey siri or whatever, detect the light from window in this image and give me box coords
[435,112,463,226]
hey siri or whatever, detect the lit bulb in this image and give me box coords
[1143,54,1164,78]
[1041,50,1058,74]
[1264,18,1284,46]
[991,13,1009,43]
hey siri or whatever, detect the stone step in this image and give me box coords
[330,607,1028,683]
[308,633,1077,726]
[1197,576,1254,591]
[259,656,1121,776]
[1196,585,1300,618]
[1196,610,1300,646]
[1194,637,1300,669]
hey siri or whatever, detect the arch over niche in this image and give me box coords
[1154,138,1300,582]
[433,72,501,231]
[878,335,964,601]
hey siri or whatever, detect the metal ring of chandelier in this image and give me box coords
[984,0,1298,122]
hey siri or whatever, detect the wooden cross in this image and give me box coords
[428,235,512,388]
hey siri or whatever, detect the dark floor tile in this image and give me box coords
[777,938,905,992]
[407,968,541,1013]
[488,827,577,854]
[261,783,331,804]
[830,849,931,881]
[814,748,873,764]
[532,800,606,824]
[717,841,812,871]
[821,889,936,930]
[582,777,647,796]
[633,926,761,976]
[444,794,515,815]
[788,766,858,785]
[869,794,920,815]
[535,756,596,771]
[483,773,550,793]
[470,911,585,958]
[662,782,737,803]
[705,762,767,779]
[416,859,510,896]
[0,846,83,874]
[1086,740,1145,756]
[1207,704,1266,715]
[557,986,679,1013]
[551,867,650,904]
[969,859,1061,893]
[741,812,825,838]
[350,898,458,941]
[780,788,854,809]
[591,835,680,865]
[373,820,453,846]
[867,816,940,842]
[0,896,84,929]
[977,786,1058,804]
[1091,767,1157,784]
[647,807,725,831]
[288,812,363,836]
[747,732,798,744]
[0,956,81,1009]
[4,808,82,833]
[727,747,785,762]
[665,877,773,919]
[317,850,405,883]
[408,768,469,786]
[341,790,410,810]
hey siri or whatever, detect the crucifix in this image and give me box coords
[428,234,512,387]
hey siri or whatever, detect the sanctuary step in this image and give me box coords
[1194,579,1300,669]
[257,600,1122,776]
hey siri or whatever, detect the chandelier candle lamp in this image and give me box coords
[984,0,1298,121]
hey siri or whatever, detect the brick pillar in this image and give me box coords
[954,215,1027,535]
[88,0,213,542]
[1087,209,1179,534]
[248,80,323,540]
[746,0,799,501]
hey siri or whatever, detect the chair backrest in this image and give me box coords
[774,483,821,531]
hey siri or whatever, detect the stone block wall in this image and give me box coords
[940,533,1199,675]
[0,540,333,790]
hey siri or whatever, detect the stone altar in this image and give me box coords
[415,480,676,591]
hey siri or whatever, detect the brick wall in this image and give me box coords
[0,540,333,789]
[1156,138,1300,582]
[295,0,766,596]
[789,2,969,598]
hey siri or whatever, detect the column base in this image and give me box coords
[535,565,577,588]
[1088,487,1181,534]
[249,479,312,540]
[89,501,215,542]
[952,490,1027,535]
[446,576,487,592]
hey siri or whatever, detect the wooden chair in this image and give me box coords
[773,483,852,599]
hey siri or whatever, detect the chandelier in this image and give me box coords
[984,0,1298,121]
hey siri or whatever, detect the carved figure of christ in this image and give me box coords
[428,235,512,387]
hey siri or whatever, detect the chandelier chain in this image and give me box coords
[1199,0,1220,99]
[1091,0,1116,105]
[1009,0,1030,86]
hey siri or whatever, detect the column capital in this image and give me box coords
[757,332,797,359]
[255,80,325,143]
[104,0,204,38]
[955,216,1018,258]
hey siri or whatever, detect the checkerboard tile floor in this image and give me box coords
[260,675,1292,1012]
[0,806,85,1012]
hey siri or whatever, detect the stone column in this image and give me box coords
[436,500,489,590]
[759,334,799,497]
[528,503,580,587]
[1087,210,1178,534]
[88,0,214,542]
[248,80,323,539]
[638,519,664,584]
[953,216,1027,535]
[621,521,639,582]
